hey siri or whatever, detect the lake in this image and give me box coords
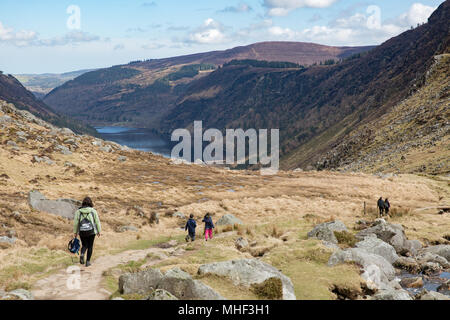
[95,127,172,157]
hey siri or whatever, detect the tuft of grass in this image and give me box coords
[270,226,283,238]
[334,231,357,248]
[251,277,283,300]
[5,281,32,292]
[117,259,147,273]
[389,207,411,218]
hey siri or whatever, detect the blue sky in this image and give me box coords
[0,0,444,73]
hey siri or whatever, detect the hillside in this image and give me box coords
[0,72,98,136]
[161,1,450,171]
[315,54,450,175]
[0,99,449,300]
[43,42,373,128]
[14,69,96,98]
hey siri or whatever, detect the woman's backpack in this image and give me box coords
[68,238,81,254]
[78,211,96,237]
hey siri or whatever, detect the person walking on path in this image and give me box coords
[73,197,101,267]
[202,213,215,241]
[185,214,197,242]
[377,197,385,217]
[384,198,391,217]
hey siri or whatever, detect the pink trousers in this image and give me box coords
[205,229,213,240]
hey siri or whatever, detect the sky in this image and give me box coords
[0,0,445,74]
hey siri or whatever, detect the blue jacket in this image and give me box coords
[185,218,197,234]
[202,216,214,230]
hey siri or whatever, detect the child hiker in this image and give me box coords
[185,214,197,242]
[202,213,215,241]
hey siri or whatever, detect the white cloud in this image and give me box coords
[264,0,338,16]
[0,21,37,46]
[397,3,435,27]
[219,3,252,13]
[187,19,228,44]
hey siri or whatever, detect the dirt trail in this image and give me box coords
[31,246,178,300]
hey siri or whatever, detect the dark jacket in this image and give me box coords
[384,200,390,210]
[185,218,197,234]
[202,216,214,230]
[377,198,385,209]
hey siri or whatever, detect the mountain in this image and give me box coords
[14,69,96,98]
[43,42,374,128]
[158,1,449,172]
[0,72,98,136]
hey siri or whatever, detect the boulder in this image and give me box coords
[146,289,178,300]
[216,214,243,226]
[0,236,16,245]
[421,262,442,275]
[400,277,424,288]
[307,220,348,244]
[235,237,249,251]
[373,288,412,300]
[55,145,72,155]
[416,290,450,300]
[420,245,450,261]
[119,268,224,300]
[355,234,399,264]
[28,190,80,220]
[2,289,34,300]
[328,248,395,289]
[59,128,74,136]
[393,257,421,273]
[197,259,296,300]
[118,156,127,162]
[356,219,408,254]
[417,252,449,269]
[403,240,423,256]
[100,145,113,153]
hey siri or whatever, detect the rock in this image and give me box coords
[64,161,74,167]
[417,252,449,269]
[416,290,450,300]
[235,237,249,251]
[55,145,72,155]
[118,156,127,162]
[59,128,74,136]
[100,145,113,153]
[437,280,449,294]
[403,240,423,256]
[356,219,408,254]
[307,220,348,245]
[216,214,243,226]
[172,212,186,219]
[420,245,450,261]
[0,236,16,244]
[119,268,224,300]
[373,288,412,300]
[329,248,395,289]
[64,138,76,145]
[197,259,296,300]
[421,262,442,275]
[28,190,80,220]
[146,289,178,300]
[0,115,12,123]
[117,226,139,233]
[92,140,103,147]
[6,141,17,147]
[2,289,34,300]
[400,277,424,288]
[33,155,54,165]
[355,234,400,264]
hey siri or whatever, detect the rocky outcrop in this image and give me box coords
[28,190,81,220]
[216,214,243,226]
[119,268,224,300]
[420,245,450,261]
[355,234,399,264]
[0,289,34,300]
[307,220,348,245]
[197,259,296,300]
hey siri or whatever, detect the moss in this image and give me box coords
[251,277,283,300]
[334,231,357,248]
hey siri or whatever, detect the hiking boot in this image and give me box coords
[86,261,92,267]
[80,255,85,265]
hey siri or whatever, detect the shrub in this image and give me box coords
[334,231,357,248]
[251,277,283,300]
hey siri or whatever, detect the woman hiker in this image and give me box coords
[73,197,101,267]
[202,213,215,241]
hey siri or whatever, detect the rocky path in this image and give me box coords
[31,246,178,300]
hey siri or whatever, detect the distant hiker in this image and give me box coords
[185,214,197,242]
[384,198,391,216]
[377,197,385,217]
[73,197,101,267]
[202,213,215,241]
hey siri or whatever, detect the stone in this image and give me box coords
[28,190,80,220]
[172,212,186,219]
[92,140,103,147]
[355,234,400,264]
[33,155,54,165]
[400,277,424,288]
[119,268,224,300]
[216,214,243,226]
[416,290,450,300]
[356,219,408,254]
[59,128,74,136]
[0,236,16,244]
[421,262,442,275]
[403,240,423,256]
[197,259,296,300]
[328,248,395,289]
[420,245,450,261]
[146,289,178,300]
[118,156,127,162]
[100,145,113,153]
[235,237,249,251]
[2,289,34,300]
[393,257,421,273]
[417,252,449,269]
[6,141,17,147]
[0,115,12,123]
[55,145,72,155]
[117,226,139,233]
[373,288,412,300]
[307,220,348,244]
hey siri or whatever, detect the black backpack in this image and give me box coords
[78,210,96,237]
